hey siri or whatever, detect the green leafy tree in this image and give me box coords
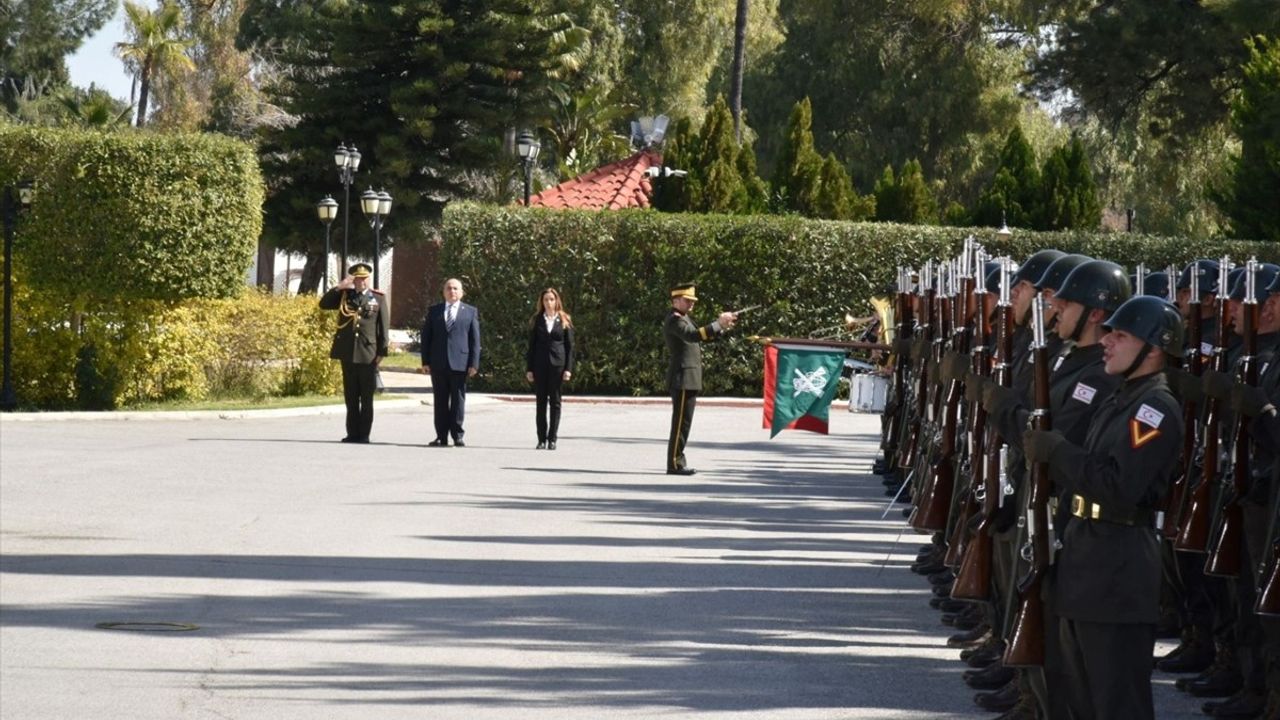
[972,125,1041,228]
[874,159,936,224]
[1215,35,1280,241]
[115,0,197,127]
[1,0,115,113]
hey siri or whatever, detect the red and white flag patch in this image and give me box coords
[1071,383,1097,404]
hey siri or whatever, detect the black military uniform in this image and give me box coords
[1025,295,1186,720]
[665,283,726,475]
[319,263,389,443]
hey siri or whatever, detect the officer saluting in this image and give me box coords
[665,283,736,475]
[1024,295,1185,720]
[319,263,389,443]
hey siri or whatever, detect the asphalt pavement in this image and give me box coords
[0,378,1206,718]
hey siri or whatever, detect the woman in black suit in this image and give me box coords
[525,287,574,449]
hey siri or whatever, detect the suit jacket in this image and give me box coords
[421,301,481,373]
[526,316,574,373]
[319,287,388,364]
[664,310,722,392]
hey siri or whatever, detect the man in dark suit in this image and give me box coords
[665,283,736,475]
[319,263,389,443]
[419,278,481,446]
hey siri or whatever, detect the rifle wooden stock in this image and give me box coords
[1206,299,1257,578]
[1178,297,1232,553]
[1164,309,1202,539]
[1004,336,1052,668]
[953,301,1012,602]
[883,290,914,457]
[915,292,971,532]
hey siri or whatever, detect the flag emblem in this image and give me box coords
[793,367,831,398]
[1135,403,1165,429]
[763,345,846,438]
[1071,383,1097,404]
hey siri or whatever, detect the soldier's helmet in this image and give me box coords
[1104,296,1185,358]
[1226,263,1280,302]
[1013,250,1066,286]
[1141,271,1171,299]
[982,260,1002,293]
[1177,259,1221,295]
[1035,254,1092,292]
[1265,268,1280,295]
[1055,260,1132,313]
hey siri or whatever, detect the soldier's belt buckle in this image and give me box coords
[1069,495,1101,520]
[1070,495,1083,517]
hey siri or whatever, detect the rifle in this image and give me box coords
[916,242,977,532]
[946,245,989,567]
[1258,486,1280,615]
[1164,263,1203,539]
[952,257,1012,599]
[1004,293,1053,668]
[1178,257,1233,553]
[897,262,933,471]
[882,268,915,460]
[1206,258,1259,578]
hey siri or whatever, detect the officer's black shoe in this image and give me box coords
[944,606,983,630]
[932,582,954,598]
[947,624,990,649]
[932,598,967,613]
[429,438,448,447]
[353,437,370,444]
[453,440,466,447]
[667,468,697,476]
[547,441,556,450]
[872,457,888,474]
[964,640,1004,669]
[912,558,946,575]
[1155,639,1214,674]
[341,436,354,443]
[1187,668,1245,698]
[1202,689,1266,718]
[965,662,1014,690]
[536,441,546,449]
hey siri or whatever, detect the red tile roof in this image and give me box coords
[527,150,661,210]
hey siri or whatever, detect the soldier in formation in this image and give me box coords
[875,245,1280,719]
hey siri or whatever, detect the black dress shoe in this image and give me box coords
[341,436,354,443]
[947,624,990,649]
[965,642,1004,669]
[932,598,967,613]
[536,441,546,449]
[547,441,556,450]
[928,569,956,585]
[429,438,448,447]
[353,437,370,444]
[1203,689,1266,718]
[965,662,1014,690]
[990,692,1038,718]
[453,440,466,447]
[667,468,697,476]
[1156,642,1215,674]
[973,678,1021,712]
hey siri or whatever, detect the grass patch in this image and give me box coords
[380,351,422,369]
[123,394,408,412]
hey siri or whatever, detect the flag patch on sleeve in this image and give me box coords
[1135,404,1165,429]
[1201,342,1215,357]
[1072,383,1097,404]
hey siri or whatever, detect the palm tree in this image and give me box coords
[115,0,195,127]
[729,0,748,144]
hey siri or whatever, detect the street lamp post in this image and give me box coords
[516,130,541,206]
[316,196,338,291]
[995,210,1012,243]
[360,187,393,289]
[333,143,362,273]
[2,180,34,411]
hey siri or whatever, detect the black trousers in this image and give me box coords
[1059,618,1155,720]
[430,369,468,442]
[341,361,377,440]
[667,389,697,471]
[533,366,564,442]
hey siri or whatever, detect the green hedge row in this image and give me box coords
[0,125,263,301]
[441,203,1280,397]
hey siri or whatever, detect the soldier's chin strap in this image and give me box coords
[1121,342,1153,379]
[1068,310,1088,343]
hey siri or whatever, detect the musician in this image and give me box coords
[1024,295,1185,719]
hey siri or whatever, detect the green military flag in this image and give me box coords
[763,344,846,438]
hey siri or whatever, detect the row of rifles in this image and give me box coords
[878,240,1279,676]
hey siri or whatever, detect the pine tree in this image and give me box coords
[692,96,746,212]
[972,126,1040,228]
[875,159,935,224]
[1062,136,1102,230]
[773,97,822,215]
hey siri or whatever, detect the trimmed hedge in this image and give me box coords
[0,126,263,301]
[10,288,341,410]
[441,203,1280,397]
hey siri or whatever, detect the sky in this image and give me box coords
[66,3,134,102]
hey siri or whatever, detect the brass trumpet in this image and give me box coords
[808,312,865,339]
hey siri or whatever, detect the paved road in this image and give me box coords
[1,388,1204,718]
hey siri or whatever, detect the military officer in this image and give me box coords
[665,283,736,475]
[319,263,389,443]
[1024,295,1186,720]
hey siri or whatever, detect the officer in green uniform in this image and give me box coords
[1024,295,1186,720]
[665,283,736,475]
[319,263,389,443]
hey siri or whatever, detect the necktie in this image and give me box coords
[446,304,456,329]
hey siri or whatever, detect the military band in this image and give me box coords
[878,246,1280,719]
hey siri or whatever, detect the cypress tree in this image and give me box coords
[773,97,823,215]
[973,126,1040,228]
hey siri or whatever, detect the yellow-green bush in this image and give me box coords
[10,289,341,410]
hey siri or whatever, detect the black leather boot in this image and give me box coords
[965,660,1014,690]
[948,624,990,649]
[1155,627,1215,674]
[991,691,1039,718]
[1202,689,1266,718]
[973,677,1020,711]
[1186,647,1244,698]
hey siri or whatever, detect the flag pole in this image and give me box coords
[748,335,893,352]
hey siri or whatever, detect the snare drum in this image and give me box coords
[849,374,889,413]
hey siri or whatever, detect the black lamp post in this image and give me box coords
[316,196,338,291]
[516,130,541,206]
[333,143,361,273]
[360,187,393,289]
[2,179,34,411]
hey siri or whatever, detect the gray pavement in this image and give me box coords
[1,384,1204,718]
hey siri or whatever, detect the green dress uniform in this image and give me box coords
[319,277,389,443]
[665,284,725,475]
